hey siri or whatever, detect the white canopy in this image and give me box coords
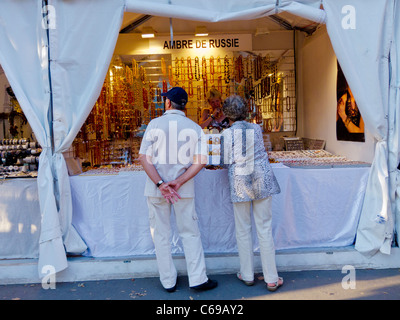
[324,0,399,257]
[0,0,398,276]
[0,0,126,275]
[125,0,325,24]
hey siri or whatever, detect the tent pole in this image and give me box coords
[42,0,55,155]
[42,0,59,211]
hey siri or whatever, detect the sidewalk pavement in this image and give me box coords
[1,268,400,301]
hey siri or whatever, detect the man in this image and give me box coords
[138,87,217,292]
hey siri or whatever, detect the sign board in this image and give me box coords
[149,34,252,54]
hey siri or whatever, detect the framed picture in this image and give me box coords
[336,61,365,142]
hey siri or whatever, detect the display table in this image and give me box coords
[70,165,370,257]
[0,165,370,259]
[0,178,41,259]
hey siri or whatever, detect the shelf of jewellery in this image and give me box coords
[257,71,297,133]
[73,50,296,167]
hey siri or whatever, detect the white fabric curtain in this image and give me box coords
[125,0,326,24]
[0,0,125,276]
[391,2,400,251]
[323,0,398,256]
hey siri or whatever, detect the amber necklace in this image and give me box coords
[187,56,193,80]
[224,55,230,84]
[194,57,201,81]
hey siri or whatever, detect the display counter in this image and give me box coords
[0,164,370,259]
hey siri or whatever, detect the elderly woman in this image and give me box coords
[200,88,229,131]
[221,95,283,291]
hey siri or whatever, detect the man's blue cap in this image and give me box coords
[161,87,188,107]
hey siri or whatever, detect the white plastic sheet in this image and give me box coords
[69,168,369,257]
[0,0,125,276]
[391,2,400,249]
[125,0,326,23]
[323,0,398,256]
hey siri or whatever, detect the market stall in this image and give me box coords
[0,0,399,279]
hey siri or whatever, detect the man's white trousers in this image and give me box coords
[147,197,208,288]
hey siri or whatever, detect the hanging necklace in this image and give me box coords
[132,59,139,79]
[188,79,194,97]
[194,57,200,81]
[143,87,149,110]
[197,85,201,100]
[209,56,215,84]
[224,55,230,84]
[187,56,193,80]
[181,57,186,83]
[162,80,168,93]
[202,56,207,80]
[168,65,174,86]
[216,56,222,75]
[161,57,167,77]
[156,87,162,103]
[217,76,223,94]
[203,76,208,98]
[139,65,147,84]
[175,57,180,83]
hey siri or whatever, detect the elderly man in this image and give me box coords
[138,87,217,292]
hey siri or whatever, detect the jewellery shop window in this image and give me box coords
[72,48,296,173]
[0,82,41,179]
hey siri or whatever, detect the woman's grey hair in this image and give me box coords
[222,95,248,121]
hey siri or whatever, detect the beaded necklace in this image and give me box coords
[142,87,149,110]
[187,56,193,80]
[162,80,168,93]
[168,65,174,86]
[194,57,201,81]
[209,56,215,84]
[235,55,243,83]
[224,55,230,84]
[132,59,139,79]
[203,76,208,98]
[217,76,223,94]
[139,65,147,84]
[197,85,201,100]
[161,57,167,77]
[202,56,207,80]
[181,57,186,83]
[216,56,222,74]
[156,87,162,103]
[174,57,180,83]
[188,79,194,97]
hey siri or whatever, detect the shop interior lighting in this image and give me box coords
[141,26,155,38]
[195,26,209,37]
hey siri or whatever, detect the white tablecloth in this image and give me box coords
[70,166,370,257]
[0,166,370,259]
[0,178,41,259]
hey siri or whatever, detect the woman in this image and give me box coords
[221,95,283,291]
[200,88,229,131]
